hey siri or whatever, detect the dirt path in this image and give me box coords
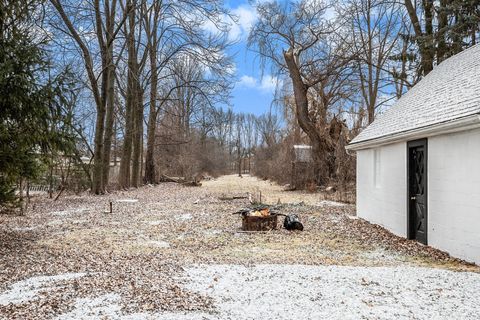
[202,174,349,205]
[0,175,478,319]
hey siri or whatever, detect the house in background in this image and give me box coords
[347,44,480,264]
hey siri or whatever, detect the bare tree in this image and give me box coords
[342,0,404,123]
[49,0,129,193]
[118,0,143,189]
[141,0,234,184]
[256,112,281,148]
[249,0,354,184]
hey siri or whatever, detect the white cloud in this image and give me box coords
[323,6,337,22]
[259,75,279,93]
[237,74,280,94]
[202,4,258,41]
[238,75,258,88]
[202,19,222,35]
[231,5,258,40]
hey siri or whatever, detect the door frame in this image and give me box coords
[407,138,428,244]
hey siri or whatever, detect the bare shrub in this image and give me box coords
[253,140,292,185]
[154,129,230,181]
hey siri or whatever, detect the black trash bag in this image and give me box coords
[283,214,304,231]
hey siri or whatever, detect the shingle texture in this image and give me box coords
[350,44,480,145]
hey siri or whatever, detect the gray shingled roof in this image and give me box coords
[350,44,480,145]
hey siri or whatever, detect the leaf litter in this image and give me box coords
[0,175,478,319]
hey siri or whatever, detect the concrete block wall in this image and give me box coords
[356,142,407,237]
[356,128,480,264]
[428,128,480,264]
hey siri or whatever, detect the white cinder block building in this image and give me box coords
[347,44,480,264]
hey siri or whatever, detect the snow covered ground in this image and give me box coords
[156,264,480,320]
[0,273,86,306]
[153,264,480,320]
[14,264,474,320]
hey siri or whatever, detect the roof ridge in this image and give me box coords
[350,44,480,146]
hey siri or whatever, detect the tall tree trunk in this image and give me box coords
[92,0,109,194]
[283,48,330,185]
[366,1,375,124]
[114,115,118,166]
[102,1,117,189]
[404,0,434,76]
[92,106,106,194]
[131,83,143,187]
[119,86,134,188]
[437,0,449,62]
[119,0,136,189]
[144,61,158,184]
[144,9,158,184]
[102,48,115,189]
[451,13,463,54]
[237,143,242,177]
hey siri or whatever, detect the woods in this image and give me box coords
[1,0,479,207]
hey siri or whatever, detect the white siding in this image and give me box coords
[357,142,407,237]
[428,128,480,264]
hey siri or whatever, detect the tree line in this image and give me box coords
[0,0,479,209]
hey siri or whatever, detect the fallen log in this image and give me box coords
[159,174,201,186]
[159,174,182,183]
[182,181,202,187]
[219,195,248,201]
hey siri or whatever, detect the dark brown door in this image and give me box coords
[408,139,427,245]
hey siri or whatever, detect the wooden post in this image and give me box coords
[291,161,295,187]
[49,166,53,199]
[19,179,24,215]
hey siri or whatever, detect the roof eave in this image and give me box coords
[346,113,480,151]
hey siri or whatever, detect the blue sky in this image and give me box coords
[220,0,279,115]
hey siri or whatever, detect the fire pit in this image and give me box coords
[242,214,278,231]
[234,206,278,231]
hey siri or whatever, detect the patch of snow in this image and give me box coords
[176,234,186,240]
[203,229,222,237]
[12,226,37,232]
[175,214,192,221]
[156,264,480,320]
[71,219,88,224]
[116,199,139,203]
[56,292,209,320]
[56,293,124,320]
[327,214,344,223]
[137,312,212,320]
[49,264,480,319]
[316,200,346,207]
[47,220,64,226]
[147,220,162,226]
[230,246,279,255]
[361,248,403,263]
[0,273,86,306]
[52,208,88,216]
[56,293,162,320]
[145,240,170,248]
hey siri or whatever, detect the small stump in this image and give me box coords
[242,214,278,231]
